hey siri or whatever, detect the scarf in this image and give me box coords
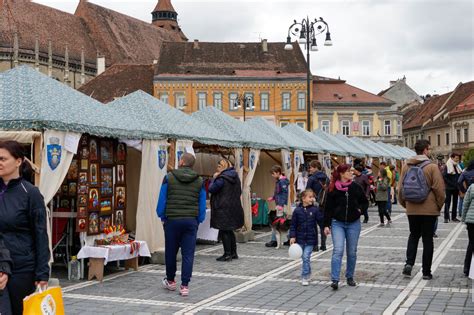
[335,179,352,192]
[446,158,462,175]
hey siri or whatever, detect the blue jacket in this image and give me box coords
[156,175,207,223]
[458,169,474,193]
[273,176,289,206]
[306,171,329,199]
[289,204,323,246]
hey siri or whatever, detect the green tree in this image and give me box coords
[463,148,474,165]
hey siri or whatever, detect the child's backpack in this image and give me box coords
[401,160,431,203]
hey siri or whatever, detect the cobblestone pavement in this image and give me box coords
[61,205,474,314]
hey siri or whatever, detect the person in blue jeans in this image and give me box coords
[324,164,368,290]
[289,189,323,285]
[157,153,206,297]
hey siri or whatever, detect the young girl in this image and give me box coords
[266,165,290,247]
[289,189,323,286]
[376,168,392,227]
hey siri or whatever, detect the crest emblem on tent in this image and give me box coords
[47,137,62,171]
[250,152,256,169]
[158,148,167,170]
[176,147,184,162]
[285,154,291,170]
[295,155,300,168]
[239,152,244,169]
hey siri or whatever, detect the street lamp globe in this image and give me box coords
[284,37,293,50]
[324,32,333,46]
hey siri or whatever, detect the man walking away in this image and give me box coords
[353,165,370,223]
[398,140,445,280]
[157,153,206,297]
[443,153,462,223]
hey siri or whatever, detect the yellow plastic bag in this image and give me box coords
[23,286,65,315]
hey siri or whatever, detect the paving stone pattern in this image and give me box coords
[61,205,474,314]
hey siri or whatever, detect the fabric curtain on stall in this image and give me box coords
[242,149,260,231]
[292,150,304,202]
[322,154,332,177]
[234,148,244,185]
[174,140,195,168]
[135,140,169,253]
[39,130,81,263]
[280,149,293,215]
[0,131,42,143]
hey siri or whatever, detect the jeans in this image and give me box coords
[464,223,474,275]
[386,190,392,214]
[301,244,314,279]
[406,215,437,275]
[377,201,391,223]
[458,197,464,217]
[164,218,199,286]
[317,220,326,248]
[330,219,361,281]
[444,189,459,220]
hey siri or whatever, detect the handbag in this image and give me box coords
[23,286,65,315]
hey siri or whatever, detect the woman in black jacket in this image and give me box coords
[209,159,244,262]
[0,234,12,315]
[0,141,49,315]
[324,164,368,290]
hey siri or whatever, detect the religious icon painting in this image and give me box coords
[89,139,98,161]
[88,188,100,211]
[76,217,87,233]
[116,143,126,163]
[100,168,113,196]
[88,212,99,235]
[61,184,68,195]
[116,164,125,184]
[80,146,89,159]
[114,210,125,227]
[100,140,114,165]
[79,172,87,185]
[80,134,88,147]
[100,198,112,214]
[68,182,77,196]
[67,160,78,180]
[80,159,88,171]
[77,206,87,217]
[78,194,87,207]
[89,163,99,186]
[99,215,112,232]
[78,185,88,195]
[115,186,126,210]
[59,198,70,209]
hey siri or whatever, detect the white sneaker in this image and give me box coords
[301,279,309,286]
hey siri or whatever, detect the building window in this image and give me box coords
[175,93,186,110]
[282,92,291,111]
[397,120,402,135]
[446,132,450,145]
[456,129,461,143]
[384,120,391,135]
[244,93,254,111]
[280,121,289,128]
[260,93,269,111]
[213,93,222,110]
[437,134,441,146]
[362,120,371,136]
[464,128,469,143]
[229,93,238,111]
[321,120,330,133]
[411,136,415,147]
[159,92,169,104]
[428,136,431,144]
[198,92,207,110]
[341,120,350,136]
[405,138,408,147]
[296,121,305,129]
[297,92,306,111]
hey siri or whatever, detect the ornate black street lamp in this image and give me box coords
[233,94,254,121]
[285,17,332,131]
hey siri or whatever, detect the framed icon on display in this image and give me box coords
[100,141,114,165]
[115,186,126,210]
[89,139,99,161]
[88,188,100,211]
[88,212,99,235]
[100,168,113,196]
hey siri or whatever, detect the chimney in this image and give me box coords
[389,80,397,87]
[153,59,158,64]
[193,39,199,49]
[262,39,268,52]
[97,56,105,75]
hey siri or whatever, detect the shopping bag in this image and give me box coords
[23,286,65,315]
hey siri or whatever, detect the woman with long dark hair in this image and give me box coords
[0,141,49,314]
[324,164,368,290]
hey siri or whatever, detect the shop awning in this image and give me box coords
[283,124,345,155]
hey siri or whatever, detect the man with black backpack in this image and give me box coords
[398,139,445,280]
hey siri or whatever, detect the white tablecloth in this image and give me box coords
[197,209,219,241]
[77,241,150,265]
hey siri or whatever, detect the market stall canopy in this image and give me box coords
[312,129,353,156]
[349,137,394,159]
[0,66,146,139]
[345,136,380,158]
[374,141,404,160]
[108,91,240,147]
[383,142,413,159]
[191,107,282,150]
[283,124,346,155]
[246,118,317,152]
[396,145,416,157]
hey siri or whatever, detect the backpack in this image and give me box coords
[401,161,431,203]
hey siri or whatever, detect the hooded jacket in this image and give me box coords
[457,169,474,193]
[289,203,323,246]
[306,171,329,198]
[273,176,289,207]
[0,178,49,281]
[462,184,474,224]
[209,167,244,230]
[324,182,368,227]
[397,155,445,216]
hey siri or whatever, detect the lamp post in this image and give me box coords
[233,94,254,121]
[284,17,332,131]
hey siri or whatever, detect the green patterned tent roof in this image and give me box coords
[283,124,346,155]
[192,107,281,150]
[108,91,240,147]
[395,145,416,157]
[349,137,393,159]
[0,66,154,139]
[246,118,318,152]
[312,130,359,157]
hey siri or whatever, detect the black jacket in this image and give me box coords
[306,171,329,197]
[0,234,12,275]
[324,182,368,227]
[443,168,460,191]
[0,178,49,281]
[209,168,244,230]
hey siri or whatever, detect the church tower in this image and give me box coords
[151,0,187,41]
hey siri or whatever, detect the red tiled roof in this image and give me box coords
[153,0,176,12]
[78,64,154,103]
[451,93,474,115]
[313,81,394,105]
[154,42,308,77]
[402,92,451,130]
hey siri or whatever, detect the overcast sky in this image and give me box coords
[35,0,473,96]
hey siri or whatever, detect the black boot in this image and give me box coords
[217,230,233,262]
[230,231,238,259]
[265,240,277,247]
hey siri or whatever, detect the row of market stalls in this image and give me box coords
[0,66,415,261]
